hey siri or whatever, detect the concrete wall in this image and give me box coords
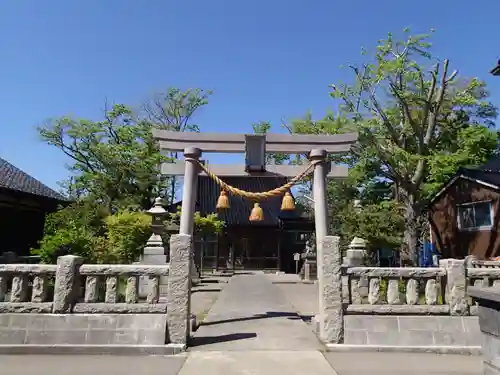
[0,314,167,346]
[344,315,481,346]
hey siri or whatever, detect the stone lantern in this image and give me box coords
[344,237,367,266]
[138,197,169,298]
[145,197,168,250]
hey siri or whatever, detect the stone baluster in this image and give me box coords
[386,278,401,305]
[368,278,380,304]
[473,278,489,288]
[125,275,138,303]
[147,276,160,304]
[425,279,438,305]
[493,279,500,288]
[10,275,28,302]
[105,276,118,303]
[483,277,490,287]
[350,277,362,304]
[31,275,49,303]
[84,276,100,303]
[405,278,419,305]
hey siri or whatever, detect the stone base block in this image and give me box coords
[0,314,168,346]
[326,343,482,355]
[0,343,186,355]
[314,311,343,344]
[344,315,481,347]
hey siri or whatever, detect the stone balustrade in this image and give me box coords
[340,258,500,317]
[0,264,57,313]
[343,266,448,315]
[0,234,192,353]
[76,264,169,313]
[0,259,169,314]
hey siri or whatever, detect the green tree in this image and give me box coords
[142,88,212,204]
[329,29,498,263]
[39,88,211,210]
[39,104,167,210]
[340,201,406,256]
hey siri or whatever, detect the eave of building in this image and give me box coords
[491,64,500,76]
[429,174,500,206]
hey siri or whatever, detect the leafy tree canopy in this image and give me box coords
[39,88,211,210]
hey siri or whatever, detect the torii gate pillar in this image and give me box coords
[179,147,202,236]
[309,149,329,313]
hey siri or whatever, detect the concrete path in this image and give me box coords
[190,273,322,351]
[179,273,334,374]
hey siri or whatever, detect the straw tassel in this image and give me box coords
[249,202,264,222]
[216,190,230,209]
[281,192,295,211]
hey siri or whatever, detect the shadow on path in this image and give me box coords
[189,333,257,347]
[191,288,222,294]
[200,311,306,327]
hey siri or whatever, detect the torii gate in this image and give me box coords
[153,129,358,314]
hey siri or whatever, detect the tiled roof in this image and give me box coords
[460,168,500,187]
[197,175,303,226]
[476,156,500,173]
[0,157,67,201]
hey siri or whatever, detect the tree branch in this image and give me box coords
[349,65,403,147]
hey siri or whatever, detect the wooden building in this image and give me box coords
[490,60,500,76]
[193,175,314,273]
[0,158,69,257]
[429,159,500,259]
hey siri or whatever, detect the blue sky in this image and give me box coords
[0,0,499,191]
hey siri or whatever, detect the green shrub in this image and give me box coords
[33,200,222,265]
[104,211,151,264]
[33,203,151,264]
[33,201,108,263]
[33,226,99,264]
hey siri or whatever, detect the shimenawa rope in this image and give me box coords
[185,158,320,201]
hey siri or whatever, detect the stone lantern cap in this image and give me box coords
[349,237,367,250]
[147,197,167,216]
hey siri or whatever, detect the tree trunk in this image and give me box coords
[400,192,421,266]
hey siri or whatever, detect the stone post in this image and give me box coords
[317,236,343,343]
[179,147,202,283]
[309,148,328,313]
[304,262,311,282]
[166,234,193,345]
[52,255,83,313]
[440,258,469,316]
